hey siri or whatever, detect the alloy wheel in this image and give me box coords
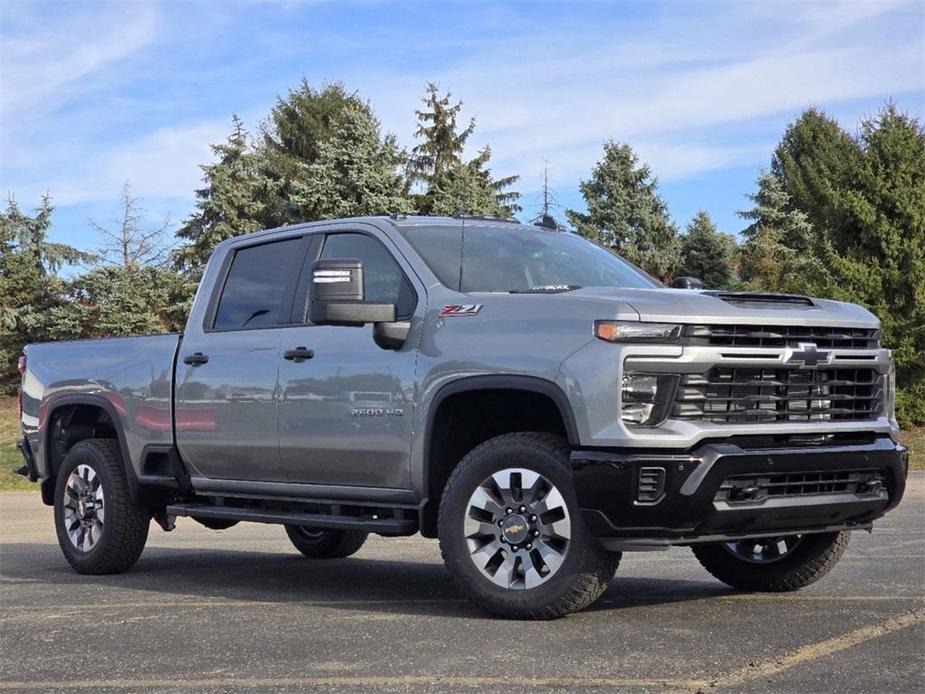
[464,467,571,589]
[62,464,105,552]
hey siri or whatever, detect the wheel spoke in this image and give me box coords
[488,552,518,588]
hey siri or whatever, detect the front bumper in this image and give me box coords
[15,438,39,482]
[571,436,908,549]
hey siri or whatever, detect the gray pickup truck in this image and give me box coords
[16,215,908,618]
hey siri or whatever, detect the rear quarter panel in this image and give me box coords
[21,334,180,479]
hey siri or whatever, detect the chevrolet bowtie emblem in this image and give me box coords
[786,342,832,369]
[506,523,524,534]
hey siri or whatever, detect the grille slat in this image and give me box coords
[674,367,882,423]
[683,324,879,349]
[715,469,887,504]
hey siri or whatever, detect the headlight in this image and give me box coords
[595,320,681,342]
[621,372,679,426]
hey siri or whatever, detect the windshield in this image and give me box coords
[401,224,659,292]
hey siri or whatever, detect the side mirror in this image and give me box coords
[308,259,411,350]
[672,276,704,289]
[309,259,395,326]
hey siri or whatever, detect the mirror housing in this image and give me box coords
[672,276,704,289]
[309,259,396,326]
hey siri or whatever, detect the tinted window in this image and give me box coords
[319,233,416,318]
[213,239,301,330]
[402,225,658,292]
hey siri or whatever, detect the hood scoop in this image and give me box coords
[703,291,816,309]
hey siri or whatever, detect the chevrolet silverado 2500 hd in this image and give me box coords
[16,215,908,618]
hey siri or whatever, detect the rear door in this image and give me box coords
[175,236,307,483]
[277,226,421,488]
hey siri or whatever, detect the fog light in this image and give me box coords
[621,373,678,426]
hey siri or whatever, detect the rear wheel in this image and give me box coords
[692,531,849,591]
[53,439,150,574]
[439,432,620,619]
[284,525,368,559]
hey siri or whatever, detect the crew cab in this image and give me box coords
[16,215,908,618]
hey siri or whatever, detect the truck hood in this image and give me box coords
[568,287,880,328]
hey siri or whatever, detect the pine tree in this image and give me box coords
[566,141,680,281]
[258,81,373,226]
[678,211,736,289]
[737,172,826,294]
[174,116,266,276]
[771,107,860,237]
[299,107,410,219]
[409,83,520,216]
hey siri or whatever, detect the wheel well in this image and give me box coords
[421,388,571,537]
[42,404,119,504]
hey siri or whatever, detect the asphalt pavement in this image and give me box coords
[1,474,923,693]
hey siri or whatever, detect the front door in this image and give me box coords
[176,236,305,483]
[277,229,420,488]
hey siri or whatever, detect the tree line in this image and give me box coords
[1,80,922,427]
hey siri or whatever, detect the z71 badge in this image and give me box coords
[439,304,483,317]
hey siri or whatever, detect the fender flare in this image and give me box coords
[43,394,143,505]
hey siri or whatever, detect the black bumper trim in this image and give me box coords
[572,436,908,542]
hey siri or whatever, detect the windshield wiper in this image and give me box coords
[509,285,582,294]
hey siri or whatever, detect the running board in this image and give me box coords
[165,503,417,535]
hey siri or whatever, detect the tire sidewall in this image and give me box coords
[54,442,121,571]
[439,436,600,612]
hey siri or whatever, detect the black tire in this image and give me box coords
[284,525,368,559]
[53,439,150,575]
[438,432,620,620]
[692,531,849,592]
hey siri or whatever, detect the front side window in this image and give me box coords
[319,233,416,318]
[213,238,302,330]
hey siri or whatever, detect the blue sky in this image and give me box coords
[2,0,923,260]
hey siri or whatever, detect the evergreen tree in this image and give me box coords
[0,195,92,392]
[175,116,266,276]
[737,172,826,294]
[299,107,410,219]
[822,105,925,425]
[772,107,860,236]
[678,211,736,289]
[566,141,680,281]
[410,83,520,216]
[258,81,372,226]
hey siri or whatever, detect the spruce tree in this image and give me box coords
[174,116,266,276]
[823,105,925,425]
[772,107,860,236]
[258,81,373,226]
[566,141,680,282]
[0,195,92,392]
[299,107,410,219]
[410,83,520,216]
[737,172,825,294]
[678,211,736,289]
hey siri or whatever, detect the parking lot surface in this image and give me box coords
[2,473,923,693]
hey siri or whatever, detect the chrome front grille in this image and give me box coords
[673,367,883,423]
[682,325,879,349]
[715,469,887,504]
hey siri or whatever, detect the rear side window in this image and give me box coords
[213,238,302,330]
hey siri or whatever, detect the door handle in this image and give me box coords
[183,352,209,366]
[283,347,315,362]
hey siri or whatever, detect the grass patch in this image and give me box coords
[0,396,38,491]
[902,426,925,470]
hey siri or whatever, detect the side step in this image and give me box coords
[165,502,417,535]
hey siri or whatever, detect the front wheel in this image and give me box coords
[439,433,620,620]
[692,531,849,591]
